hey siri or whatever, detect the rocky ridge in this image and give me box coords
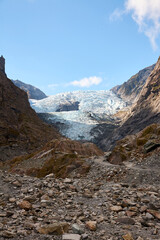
[6,138,103,178]
[99,57,160,151]
[111,64,155,104]
[12,80,47,100]
[0,61,60,162]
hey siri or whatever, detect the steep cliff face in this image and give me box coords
[0,71,60,161]
[111,64,155,104]
[99,58,160,151]
[12,80,47,100]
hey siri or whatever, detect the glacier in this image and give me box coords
[30,90,126,141]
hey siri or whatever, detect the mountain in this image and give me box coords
[30,90,126,141]
[0,65,60,162]
[107,123,160,165]
[12,79,47,100]
[99,57,160,151]
[30,63,156,143]
[111,64,155,104]
[0,57,104,176]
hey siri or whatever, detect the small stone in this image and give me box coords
[153,228,158,235]
[116,217,135,225]
[12,213,19,219]
[137,237,144,240]
[24,222,35,229]
[139,206,147,213]
[12,180,22,187]
[41,194,50,200]
[0,212,6,217]
[9,197,16,203]
[0,231,16,238]
[121,200,129,208]
[72,224,84,234]
[64,178,72,183]
[45,173,54,178]
[145,212,154,220]
[126,211,136,217]
[147,209,160,220]
[37,222,69,235]
[122,233,134,240]
[6,211,14,217]
[62,234,81,240]
[0,223,3,230]
[144,141,160,153]
[140,220,150,227]
[18,200,32,210]
[81,233,88,239]
[110,206,122,212]
[85,221,97,231]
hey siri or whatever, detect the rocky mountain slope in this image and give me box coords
[12,80,47,100]
[99,57,160,151]
[111,64,155,104]
[0,68,60,162]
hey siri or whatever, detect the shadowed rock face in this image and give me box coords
[12,80,47,100]
[56,101,80,112]
[0,71,60,161]
[111,64,155,104]
[99,57,160,151]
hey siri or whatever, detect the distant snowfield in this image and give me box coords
[30,90,126,140]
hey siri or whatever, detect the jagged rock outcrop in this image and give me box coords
[0,70,60,161]
[111,64,155,104]
[107,123,160,165]
[12,80,47,100]
[99,57,160,151]
[0,56,5,74]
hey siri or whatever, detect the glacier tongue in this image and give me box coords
[30,90,126,141]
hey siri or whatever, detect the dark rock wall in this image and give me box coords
[0,56,5,74]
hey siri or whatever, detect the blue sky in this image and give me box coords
[0,0,160,95]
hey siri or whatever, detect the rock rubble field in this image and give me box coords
[0,153,160,240]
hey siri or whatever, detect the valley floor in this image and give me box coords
[0,153,160,240]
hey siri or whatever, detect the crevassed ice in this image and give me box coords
[30,90,126,114]
[30,90,126,140]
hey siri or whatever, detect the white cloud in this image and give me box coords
[70,76,102,88]
[110,9,125,21]
[111,0,160,50]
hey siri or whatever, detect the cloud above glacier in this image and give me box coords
[111,0,160,50]
[69,76,102,88]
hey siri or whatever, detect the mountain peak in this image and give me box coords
[0,55,5,74]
